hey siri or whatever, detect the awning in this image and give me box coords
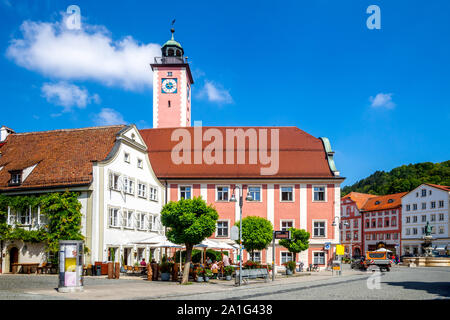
[434,245,447,251]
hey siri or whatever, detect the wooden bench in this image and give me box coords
[12,263,40,274]
[235,268,269,284]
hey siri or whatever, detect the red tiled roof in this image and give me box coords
[424,183,450,192]
[0,125,125,191]
[361,192,408,212]
[342,192,377,209]
[140,126,339,179]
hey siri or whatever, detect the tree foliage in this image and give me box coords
[279,227,310,262]
[160,196,219,283]
[342,161,450,196]
[235,216,273,260]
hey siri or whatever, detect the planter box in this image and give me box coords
[161,273,170,281]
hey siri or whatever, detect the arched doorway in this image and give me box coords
[353,248,361,257]
[9,247,19,273]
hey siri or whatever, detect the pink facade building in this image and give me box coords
[140,29,344,269]
[340,192,376,257]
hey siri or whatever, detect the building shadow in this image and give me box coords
[385,281,450,298]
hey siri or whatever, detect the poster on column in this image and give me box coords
[64,244,77,286]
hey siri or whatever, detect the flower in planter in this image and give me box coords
[204,269,213,278]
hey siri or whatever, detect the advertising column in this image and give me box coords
[58,240,84,293]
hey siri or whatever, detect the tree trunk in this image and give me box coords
[251,250,254,261]
[293,252,297,273]
[182,244,193,284]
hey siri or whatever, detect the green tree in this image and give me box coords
[160,196,218,284]
[279,228,310,268]
[235,216,273,260]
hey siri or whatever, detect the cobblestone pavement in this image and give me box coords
[1,265,449,300]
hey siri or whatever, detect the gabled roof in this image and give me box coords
[342,192,377,209]
[139,126,342,180]
[0,125,126,191]
[361,192,408,212]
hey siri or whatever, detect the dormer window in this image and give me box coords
[375,201,380,205]
[388,199,394,203]
[9,171,22,185]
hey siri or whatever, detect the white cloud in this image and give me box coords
[369,93,396,109]
[6,16,160,91]
[41,81,100,112]
[197,80,233,104]
[93,108,126,126]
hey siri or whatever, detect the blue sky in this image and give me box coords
[1,0,449,186]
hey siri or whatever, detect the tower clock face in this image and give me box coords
[161,78,177,93]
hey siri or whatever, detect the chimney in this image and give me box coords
[0,126,15,142]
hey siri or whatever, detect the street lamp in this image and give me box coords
[332,216,349,228]
[229,185,253,286]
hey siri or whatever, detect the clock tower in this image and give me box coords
[151,28,194,128]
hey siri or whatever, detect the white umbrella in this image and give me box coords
[375,248,392,252]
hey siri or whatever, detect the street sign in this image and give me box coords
[274,230,291,239]
[230,226,239,240]
[324,242,331,250]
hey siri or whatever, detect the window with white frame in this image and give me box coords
[413,216,418,223]
[386,233,391,240]
[17,208,31,225]
[280,186,293,201]
[124,152,130,163]
[248,186,261,201]
[123,176,135,195]
[366,234,370,240]
[354,231,358,240]
[421,189,427,197]
[406,229,411,235]
[354,219,358,228]
[138,182,147,198]
[216,220,229,237]
[109,172,121,191]
[281,220,294,231]
[108,207,120,227]
[393,233,398,240]
[391,217,397,226]
[249,251,261,263]
[372,233,376,240]
[180,186,192,200]
[147,214,154,231]
[422,215,426,222]
[422,202,426,210]
[138,212,146,230]
[431,226,436,234]
[10,171,22,185]
[438,226,444,234]
[346,232,351,240]
[137,158,143,169]
[406,204,410,211]
[413,204,417,210]
[313,252,325,265]
[406,217,410,223]
[313,221,326,237]
[7,208,16,225]
[431,201,436,209]
[123,209,134,229]
[439,213,444,221]
[413,228,418,235]
[149,186,158,201]
[379,233,384,240]
[313,186,326,201]
[281,252,293,264]
[431,214,436,222]
[439,200,444,208]
[216,186,229,201]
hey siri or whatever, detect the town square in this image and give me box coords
[0,0,449,306]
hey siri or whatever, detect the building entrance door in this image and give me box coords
[9,247,19,273]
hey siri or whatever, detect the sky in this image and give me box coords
[0,0,449,187]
